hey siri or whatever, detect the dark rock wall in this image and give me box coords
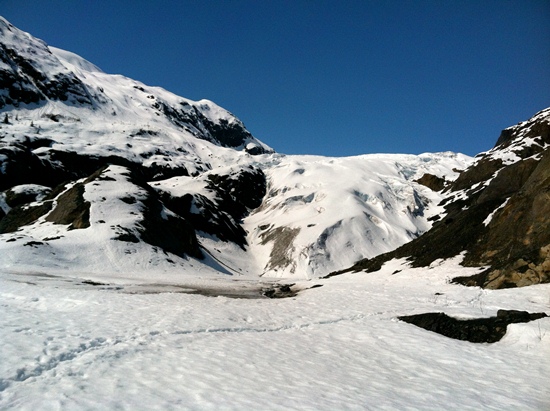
[0,201,53,233]
[454,149,550,288]
[158,167,267,249]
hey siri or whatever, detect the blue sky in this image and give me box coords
[2,1,549,156]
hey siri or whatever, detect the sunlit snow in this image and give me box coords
[1,257,549,410]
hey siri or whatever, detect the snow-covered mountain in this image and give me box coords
[0,16,473,280]
[0,17,270,155]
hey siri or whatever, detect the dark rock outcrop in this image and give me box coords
[137,192,203,260]
[415,173,446,192]
[4,184,50,207]
[45,183,90,229]
[205,166,266,220]
[0,201,53,233]
[154,100,270,153]
[158,166,267,249]
[0,141,191,192]
[260,226,301,273]
[399,310,548,343]
[0,142,64,191]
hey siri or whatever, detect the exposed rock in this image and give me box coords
[113,228,140,244]
[452,149,550,288]
[0,142,191,193]
[494,108,550,149]
[0,18,93,108]
[0,201,53,233]
[24,241,44,247]
[260,226,301,273]
[161,192,247,247]
[0,143,64,191]
[447,156,503,194]
[155,101,270,152]
[415,173,446,191]
[44,150,189,183]
[45,183,90,229]
[158,166,266,249]
[137,190,203,260]
[399,310,548,343]
[262,283,297,298]
[205,166,267,219]
[4,184,51,207]
[244,143,265,155]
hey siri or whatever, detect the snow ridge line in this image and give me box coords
[171,313,367,336]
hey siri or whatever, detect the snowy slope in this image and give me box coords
[1,257,548,410]
[0,149,471,281]
[341,106,550,289]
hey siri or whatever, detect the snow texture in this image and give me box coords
[1,257,549,410]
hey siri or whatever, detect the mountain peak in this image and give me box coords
[49,46,104,74]
[0,16,272,155]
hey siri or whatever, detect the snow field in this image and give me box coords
[1,257,548,410]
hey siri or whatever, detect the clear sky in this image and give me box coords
[2,0,549,157]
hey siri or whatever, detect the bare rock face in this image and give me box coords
[137,187,203,260]
[0,201,53,233]
[453,149,550,288]
[260,226,301,273]
[415,173,446,192]
[453,113,550,288]
[45,183,90,230]
[338,108,550,288]
[4,184,50,207]
[399,310,548,343]
[157,166,267,249]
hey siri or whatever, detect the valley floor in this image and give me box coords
[1,259,549,410]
